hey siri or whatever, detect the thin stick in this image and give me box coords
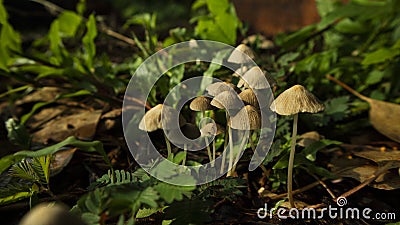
[308,172,336,199]
[287,113,298,208]
[269,178,327,200]
[326,74,370,102]
[336,162,392,200]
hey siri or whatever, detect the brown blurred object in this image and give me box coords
[233,0,320,35]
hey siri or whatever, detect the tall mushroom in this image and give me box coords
[211,90,242,175]
[190,96,214,161]
[270,85,325,208]
[139,104,186,159]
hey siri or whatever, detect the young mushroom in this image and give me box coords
[139,104,186,159]
[200,122,225,165]
[167,123,201,165]
[270,84,325,208]
[211,90,243,175]
[237,66,277,91]
[227,44,255,77]
[206,82,239,97]
[190,96,215,161]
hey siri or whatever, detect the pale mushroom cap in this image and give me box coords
[210,90,242,110]
[19,203,86,225]
[270,85,325,116]
[228,105,261,130]
[200,123,225,137]
[206,82,238,96]
[239,67,273,89]
[139,104,186,132]
[227,44,255,64]
[189,96,214,111]
[232,65,249,77]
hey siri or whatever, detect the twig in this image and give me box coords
[30,0,135,46]
[308,172,336,199]
[335,162,392,200]
[269,178,327,200]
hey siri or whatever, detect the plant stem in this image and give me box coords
[164,133,172,159]
[227,126,234,176]
[205,137,213,163]
[288,113,298,208]
[182,144,188,166]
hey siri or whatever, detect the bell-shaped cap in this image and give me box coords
[228,105,261,130]
[210,90,242,110]
[227,44,255,64]
[206,82,238,97]
[270,85,325,116]
[189,96,214,111]
[139,104,186,132]
[238,67,275,90]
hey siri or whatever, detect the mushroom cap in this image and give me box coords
[19,203,86,225]
[139,104,186,132]
[210,90,242,110]
[200,123,225,137]
[239,89,259,108]
[270,85,325,115]
[168,123,201,144]
[227,44,255,64]
[228,105,261,130]
[232,65,249,77]
[238,67,274,89]
[189,96,214,111]
[206,82,238,97]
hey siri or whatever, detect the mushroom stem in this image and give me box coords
[221,111,230,174]
[164,132,172,159]
[249,131,268,175]
[182,143,188,166]
[227,126,235,177]
[287,113,298,208]
[205,137,213,164]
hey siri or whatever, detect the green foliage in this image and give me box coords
[164,199,212,225]
[191,0,242,45]
[5,118,31,149]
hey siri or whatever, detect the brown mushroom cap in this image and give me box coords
[189,96,214,111]
[239,89,259,108]
[228,105,261,130]
[210,90,242,110]
[238,67,274,89]
[200,123,225,137]
[139,104,186,132]
[227,44,255,64]
[206,82,238,97]
[270,85,325,116]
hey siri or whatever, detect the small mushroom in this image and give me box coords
[200,122,225,164]
[168,123,201,165]
[19,203,86,225]
[139,104,186,158]
[206,82,238,97]
[270,84,325,208]
[190,96,214,118]
[227,44,255,64]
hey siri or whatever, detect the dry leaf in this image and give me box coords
[327,75,400,143]
[50,148,78,176]
[354,150,400,169]
[32,110,102,143]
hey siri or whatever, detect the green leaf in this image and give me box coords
[155,182,194,204]
[57,11,83,37]
[362,48,400,66]
[365,70,385,85]
[0,136,110,175]
[301,139,341,161]
[136,208,160,219]
[0,191,32,205]
[82,14,98,69]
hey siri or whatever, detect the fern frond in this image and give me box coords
[10,159,40,182]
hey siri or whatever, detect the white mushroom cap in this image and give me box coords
[227,44,255,64]
[189,96,214,111]
[210,90,242,110]
[238,67,274,89]
[228,105,261,130]
[139,104,186,132]
[206,82,238,97]
[270,85,325,116]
